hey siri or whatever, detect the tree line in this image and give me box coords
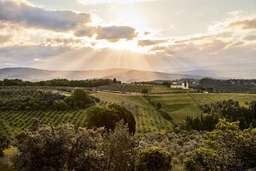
[0,89,98,111]
[184,99,256,131]
[0,78,117,87]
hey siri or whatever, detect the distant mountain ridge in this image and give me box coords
[0,67,203,82]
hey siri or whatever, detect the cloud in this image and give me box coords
[244,35,256,41]
[228,18,256,30]
[0,45,69,68]
[0,0,91,31]
[0,35,11,43]
[78,0,156,5]
[0,0,138,42]
[137,39,167,46]
[75,26,137,41]
[96,26,137,41]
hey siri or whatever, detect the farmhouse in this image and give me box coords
[170,81,189,89]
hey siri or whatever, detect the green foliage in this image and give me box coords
[0,78,114,87]
[15,124,74,171]
[65,89,96,109]
[53,100,69,111]
[199,78,256,93]
[0,120,11,156]
[86,104,136,134]
[200,99,256,129]
[135,146,172,171]
[141,88,149,95]
[184,114,219,131]
[0,89,65,111]
[102,122,137,171]
[0,88,98,111]
[96,83,150,93]
[186,119,256,171]
[14,123,136,171]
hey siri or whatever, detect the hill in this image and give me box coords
[0,67,202,82]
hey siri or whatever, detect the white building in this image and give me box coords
[170,81,189,89]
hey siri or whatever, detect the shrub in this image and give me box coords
[184,114,219,131]
[86,104,136,134]
[102,122,137,171]
[14,123,136,171]
[0,120,11,156]
[135,147,172,171]
[185,119,256,170]
[65,89,95,109]
[53,100,69,111]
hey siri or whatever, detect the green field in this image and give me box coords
[0,110,89,135]
[0,86,255,134]
[149,92,256,124]
[93,92,174,133]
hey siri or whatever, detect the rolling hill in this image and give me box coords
[0,67,203,82]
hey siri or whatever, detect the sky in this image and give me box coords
[0,0,256,78]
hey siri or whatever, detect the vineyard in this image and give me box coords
[93,92,174,133]
[0,110,89,135]
[149,92,256,124]
[96,83,152,93]
[0,86,256,136]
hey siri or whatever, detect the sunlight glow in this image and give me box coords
[78,0,156,5]
[94,40,150,54]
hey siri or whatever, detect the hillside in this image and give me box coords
[0,67,202,82]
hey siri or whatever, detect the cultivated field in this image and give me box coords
[149,91,256,124]
[93,92,174,133]
[1,85,255,135]
[0,85,256,171]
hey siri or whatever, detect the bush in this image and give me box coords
[65,89,95,109]
[184,114,219,131]
[135,147,172,171]
[102,122,137,171]
[0,120,11,156]
[53,100,69,111]
[14,123,136,171]
[185,119,256,170]
[86,104,136,134]
[200,100,256,129]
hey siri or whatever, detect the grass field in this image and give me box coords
[149,92,256,124]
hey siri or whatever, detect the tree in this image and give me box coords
[184,114,219,131]
[135,146,172,171]
[200,100,256,129]
[156,102,162,110]
[141,88,149,96]
[0,120,11,157]
[14,123,137,171]
[65,89,95,109]
[113,78,117,83]
[102,122,137,171]
[86,104,136,134]
[15,124,74,171]
[186,119,256,170]
[0,131,10,157]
